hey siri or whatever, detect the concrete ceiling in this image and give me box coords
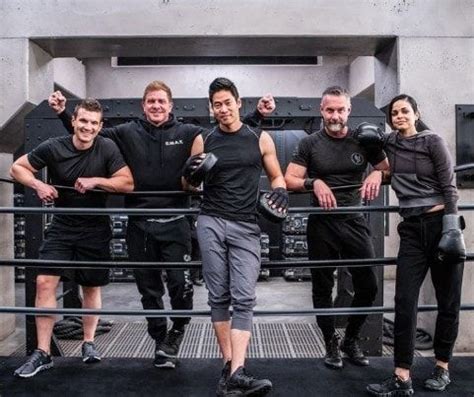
[32,36,396,58]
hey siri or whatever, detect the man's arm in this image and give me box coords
[74,166,134,194]
[284,162,337,210]
[48,91,119,139]
[260,131,289,216]
[284,162,308,192]
[48,91,74,134]
[10,155,58,203]
[359,158,390,201]
[260,131,285,189]
[242,94,276,127]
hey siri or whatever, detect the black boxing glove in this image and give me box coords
[438,214,466,264]
[353,122,386,156]
[258,187,289,223]
[183,153,218,187]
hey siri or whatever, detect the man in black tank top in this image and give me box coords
[285,86,390,370]
[186,78,287,396]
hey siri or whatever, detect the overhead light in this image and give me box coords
[112,56,321,66]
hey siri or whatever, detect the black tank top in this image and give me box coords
[200,124,263,223]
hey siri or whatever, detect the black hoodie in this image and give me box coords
[384,129,458,216]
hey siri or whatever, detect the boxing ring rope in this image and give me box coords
[0,177,365,196]
[1,256,474,270]
[1,304,474,318]
[2,204,474,216]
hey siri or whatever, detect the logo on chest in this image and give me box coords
[165,139,184,146]
[351,152,365,166]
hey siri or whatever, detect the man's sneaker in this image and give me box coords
[156,328,184,357]
[341,336,369,366]
[324,334,343,369]
[424,365,451,391]
[225,366,272,397]
[367,374,414,396]
[82,341,101,363]
[154,329,184,369]
[14,349,53,378]
[216,361,231,396]
[153,354,178,369]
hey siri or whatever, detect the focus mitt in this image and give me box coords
[258,187,289,223]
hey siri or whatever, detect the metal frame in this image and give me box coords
[456,104,474,188]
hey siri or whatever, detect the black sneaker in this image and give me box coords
[154,329,184,369]
[225,366,272,397]
[82,341,101,363]
[14,349,53,378]
[154,354,178,369]
[341,336,369,366]
[324,334,343,369]
[153,339,174,369]
[367,374,414,396]
[424,365,451,391]
[156,328,185,357]
[216,361,231,396]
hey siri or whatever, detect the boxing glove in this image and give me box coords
[353,122,386,156]
[183,153,218,187]
[438,214,466,264]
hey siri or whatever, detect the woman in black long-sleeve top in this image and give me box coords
[367,94,465,396]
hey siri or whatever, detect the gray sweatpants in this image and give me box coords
[196,215,261,331]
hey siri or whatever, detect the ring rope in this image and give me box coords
[1,256,473,269]
[2,204,474,216]
[1,304,473,317]
[0,177,376,195]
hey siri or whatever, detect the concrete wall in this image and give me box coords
[85,57,350,99]
[53,58,86,98]
[0,39,54,152]
[2,0,471,38]
[349,56,375,99]
[0,153,14,339]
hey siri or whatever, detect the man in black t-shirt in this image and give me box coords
[11,99,134,378]
[285,86,389,370]
[48,84,276,369]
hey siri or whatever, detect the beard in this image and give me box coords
[325,121,345,133]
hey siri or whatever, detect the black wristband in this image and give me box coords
[304,178,315,191]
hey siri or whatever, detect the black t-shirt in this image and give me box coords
[28,135,126,227]
[200,124,263,223]
[292,128,386,207]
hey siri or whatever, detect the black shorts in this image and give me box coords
[37,221,112,287]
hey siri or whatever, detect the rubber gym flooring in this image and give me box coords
[1,356,473,396]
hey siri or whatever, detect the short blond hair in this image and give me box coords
[142,80,173,102]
